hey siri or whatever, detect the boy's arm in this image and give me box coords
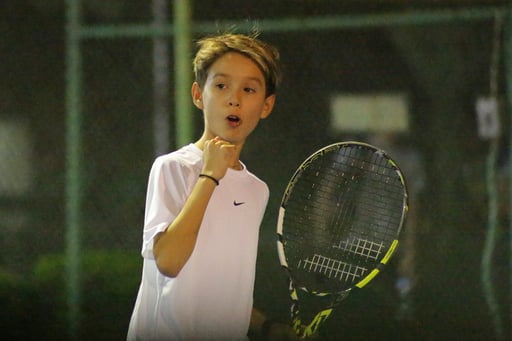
[153,137,236,277]
[250,308,299,340]
[153,174,217,277]
[250,308,266,333]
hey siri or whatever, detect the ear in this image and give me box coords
[191,82,204,110]
[260,94,276,119]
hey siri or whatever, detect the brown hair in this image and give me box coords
[193,33,282,97]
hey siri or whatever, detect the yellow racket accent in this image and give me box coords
[302,308,333,337]
[381,239,399,264]
[356,269,380,288]
[356,240,399,288]
[292,318,302,335]
[290,288,298,301]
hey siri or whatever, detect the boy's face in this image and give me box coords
[192,52,275,146]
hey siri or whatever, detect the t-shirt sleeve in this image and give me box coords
[141,155,192,259]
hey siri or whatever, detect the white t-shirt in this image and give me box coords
[128,144,269,341]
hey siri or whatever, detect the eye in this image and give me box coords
[244,87,256,93]
[215,83,227,90]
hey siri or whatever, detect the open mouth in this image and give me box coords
[227,115,241,126]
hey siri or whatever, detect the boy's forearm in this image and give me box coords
[249,308,266,334]
[153,175,217,277]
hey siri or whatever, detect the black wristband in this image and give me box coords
[199,173,219,186]
[261,318,279,338]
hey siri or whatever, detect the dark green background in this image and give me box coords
[0,1,510,339]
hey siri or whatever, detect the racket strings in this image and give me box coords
[283,144,406,292]
[298,253,367,282]
[333,237,385,261]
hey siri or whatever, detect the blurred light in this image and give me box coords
[0,119,33,196]
[330,93,409,133]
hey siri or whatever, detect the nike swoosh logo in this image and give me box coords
[233,201,245,206]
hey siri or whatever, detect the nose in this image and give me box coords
[228,91,241,107]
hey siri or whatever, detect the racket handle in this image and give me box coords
[302,308,333,338]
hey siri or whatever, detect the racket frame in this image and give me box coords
[276,141,409,337]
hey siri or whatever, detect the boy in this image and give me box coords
[128,33,296,340]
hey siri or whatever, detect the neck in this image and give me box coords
[231,161,243,171]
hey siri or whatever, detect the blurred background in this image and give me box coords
[1,0,511,340]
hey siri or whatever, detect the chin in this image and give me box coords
[219,134,244,145]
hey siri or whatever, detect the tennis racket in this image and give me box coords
[276,141,408,338]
